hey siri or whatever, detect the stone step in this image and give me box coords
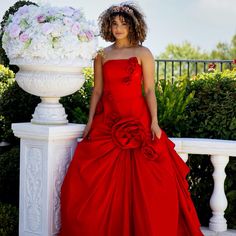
[201,227,236,236]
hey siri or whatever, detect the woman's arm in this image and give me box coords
[140,47,162,139]
[82,52,103,138]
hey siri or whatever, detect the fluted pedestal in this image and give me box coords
[12,123,85,236]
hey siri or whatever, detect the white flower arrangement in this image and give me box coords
[2,4,98,66]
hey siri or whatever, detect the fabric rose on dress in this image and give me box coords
[122,57,139,86]
[112,118,145,149]
[142,130,168,161]
[126,57,138,75]
[142,145,158,160]
[122,76,132,85]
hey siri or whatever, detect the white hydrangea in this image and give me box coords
[2,4,98,66]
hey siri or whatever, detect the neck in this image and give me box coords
[114,39,133,49]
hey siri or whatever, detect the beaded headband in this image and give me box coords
[109,5,139,26]
[110,6,134,15]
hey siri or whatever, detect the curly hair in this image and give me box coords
[98,2,147,45]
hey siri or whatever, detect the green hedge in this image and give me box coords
[183,69,236,140]
[0,202,18,236]
[0,147,20,205]
[0,147,19,236]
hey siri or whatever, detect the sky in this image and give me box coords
[0,0,236,57]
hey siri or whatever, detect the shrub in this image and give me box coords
[0,202,18,236]
[0,146,20,205]
[0,65,15,141]
[183,69,236,139]
[0,78,39,143]
[61,67,94,124]
[156,78,195,137]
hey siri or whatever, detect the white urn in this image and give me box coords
[14,63,85,125]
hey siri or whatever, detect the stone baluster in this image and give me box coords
[209,155,229,232]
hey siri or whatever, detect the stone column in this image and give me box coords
[209,154,229,232]
[12,122,84,236]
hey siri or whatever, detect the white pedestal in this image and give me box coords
[12,122,85,236]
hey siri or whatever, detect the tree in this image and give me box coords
[210,34,236,60]
[157,41,209,60]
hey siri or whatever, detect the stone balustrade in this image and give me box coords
[171,137,236,234]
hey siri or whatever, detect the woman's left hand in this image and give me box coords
[151,120,162,140]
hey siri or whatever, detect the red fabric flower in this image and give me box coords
[126,57,138,76]
[112,118,145,149]
[122,76,132,85]
[142,145,158,160]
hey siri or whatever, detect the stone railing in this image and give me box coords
[12,122,236,236]
[171,137,236,233]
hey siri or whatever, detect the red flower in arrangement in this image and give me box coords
[208,63,216,72]
[112,118,145,149]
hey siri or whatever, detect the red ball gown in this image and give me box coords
[59,57,204,236]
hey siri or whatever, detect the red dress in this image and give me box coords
[59,57,203,236]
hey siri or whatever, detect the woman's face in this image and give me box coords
[111,15,129,40]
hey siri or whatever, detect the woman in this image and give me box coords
[60,2,204,236]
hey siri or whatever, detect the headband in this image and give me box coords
[109,5,139,26]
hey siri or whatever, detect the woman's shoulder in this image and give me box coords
[135,45,154,64]
[136,45,153,57]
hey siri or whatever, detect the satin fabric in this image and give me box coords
[59,57,203,236]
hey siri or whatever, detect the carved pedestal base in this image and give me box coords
[12,123,84,236]
[31,98,68,125]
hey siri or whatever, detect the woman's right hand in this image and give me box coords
[82,120,93,138]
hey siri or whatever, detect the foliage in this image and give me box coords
[0,146,20,205]
[225,158,236,228]
[157,35,236,81]
[158,34,236,61]
[156,41,209,81]
[210,34,236,60]
[187,155,214,227]
[0,0,38,67]
[183,69,236,140]
[60,67,94,124]
[0,74,39,143]
[155,77,195,137]
[0,65,15,140]
[0,202,18,236]
[158,41,209,60]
